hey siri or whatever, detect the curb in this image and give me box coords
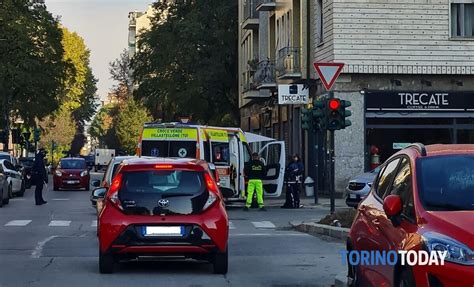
[334,271,347,287]
[290,221,350,241]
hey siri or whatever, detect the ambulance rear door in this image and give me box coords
[258,141,286,197]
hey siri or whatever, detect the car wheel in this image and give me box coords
[212,247,228,274]
[53,185,59,191]
[3,185,11,205]
[18,181,25,197]
[347,254,360,287]
[99,252,115,274]
[85,184,90,191]
[0,188,4,208]
[398,267,415,287]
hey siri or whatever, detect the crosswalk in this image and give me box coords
[2,219,278,230]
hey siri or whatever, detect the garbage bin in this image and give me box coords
[304,177,315,197]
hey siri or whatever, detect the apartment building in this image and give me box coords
[312,0,474,191]
[238,0,312,163]
[128,5,156,59]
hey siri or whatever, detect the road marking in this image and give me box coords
[229,221,235,230]
[251,221,276,229]
[91,220,97,227]
[31,235,59,258]
[10,198,25,201]
[52,198,70,201]
[230,233,308,237]
[5,220,32,226]
[48,220,71,227]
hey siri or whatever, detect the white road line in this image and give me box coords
[91,220,97,227]
[31,235,58,258]
[229,221,235,230]
[5,220,32,226]
[51,198,70,201]
[251,221,276,229]
[48,220,71,227]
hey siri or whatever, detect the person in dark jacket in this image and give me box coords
[243,153,266,211]
[32,148,48,205]
[282,154,304,208]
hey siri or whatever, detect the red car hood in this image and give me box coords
[423,211,474,249]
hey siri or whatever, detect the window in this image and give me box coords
[60,160,86,170]
[451,3,474,37]
[375,158,400,198]
[317,0,324,43]
[389,158,415,220]
[3,160,15,171]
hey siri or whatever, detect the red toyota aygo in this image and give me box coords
[97,158,229,274]
[348,144,474,287]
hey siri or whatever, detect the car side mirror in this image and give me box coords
[383,195,403,226]
[93,187,107,199]
[91,180,101,187]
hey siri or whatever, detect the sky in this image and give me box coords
[45,0,152,100]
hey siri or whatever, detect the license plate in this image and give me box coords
[349,194,357,199]
[66,180,78,184]
[143,226,184,237]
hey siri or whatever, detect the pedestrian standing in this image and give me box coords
[32,148,48,205]
[282,154,304,209]
[243,152,266,211]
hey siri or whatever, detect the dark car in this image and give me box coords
[82,155,95,170]
[97,157,228,274]
[18,157,35,189]
[0,163,10,207]
[347,144,474,287]
[53,158,90,191]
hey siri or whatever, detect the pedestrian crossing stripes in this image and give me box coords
[2,220,278,230]
[48,220,71,227]
[5,220,32,226]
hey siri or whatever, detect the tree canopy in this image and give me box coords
[132,0,239,125]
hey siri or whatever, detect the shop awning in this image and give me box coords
[244,132,275,143]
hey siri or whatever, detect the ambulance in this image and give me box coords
[137,122,286,200]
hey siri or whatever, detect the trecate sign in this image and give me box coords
[278,84,309,104]
[313,62,345,91]
[365,91,474,112]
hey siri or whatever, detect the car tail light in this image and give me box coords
[203,173,218,210]
[155,164,173,169]
[107,173,123,211]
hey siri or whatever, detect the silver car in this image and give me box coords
[345,166,382,208]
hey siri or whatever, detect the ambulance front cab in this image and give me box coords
[138,123,285,200]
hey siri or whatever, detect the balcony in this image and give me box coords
[242,70,257,93]
[256,0,276,11]
[276,47,302,79]
[242,0,259,30]
[253,60,276,90]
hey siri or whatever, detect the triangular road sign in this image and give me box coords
[313,62,345,91]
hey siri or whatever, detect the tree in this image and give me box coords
[109,49,133,102]
[132,0,239,125]
[89,104,120,149]
[0,0,67,150]
[115,99,151,154]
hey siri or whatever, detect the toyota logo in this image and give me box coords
[158,199,170,208]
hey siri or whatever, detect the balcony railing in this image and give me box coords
[256,0,276,11]
[242,0,259,30]
[254,60,276,89]
[276,47,302,79]
[242,70,257,92]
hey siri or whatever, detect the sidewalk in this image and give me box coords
[264,196,347,210]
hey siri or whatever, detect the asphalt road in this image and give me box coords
[0,172,345,287]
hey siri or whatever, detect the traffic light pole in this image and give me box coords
[329,130,336,214]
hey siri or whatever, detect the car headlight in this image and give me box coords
[423,232,474,265]
[80,170,88,177]
[55,170,62,177]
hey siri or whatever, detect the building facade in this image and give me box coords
[128,5,156,59]
[312,0,474,191]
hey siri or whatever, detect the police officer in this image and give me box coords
[282,154,304,208]
[32,148,48,205]
[244,152,266,211]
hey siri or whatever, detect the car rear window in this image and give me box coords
[119,170,204,195]
[60,160,86,169]
[417,155,474,211]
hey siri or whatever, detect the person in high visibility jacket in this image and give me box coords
[244,152,266,211]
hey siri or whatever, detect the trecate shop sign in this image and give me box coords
[365,91,474,112]
[278,84,309,105]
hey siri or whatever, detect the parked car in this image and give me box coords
[345,166,382,208]
[18,157,35,189]
[96,157,228,274]
[0,162,11,207]
[347,144,474,287]
[81,154,95,170]
[0,159,26,197]
[53,158,90,191]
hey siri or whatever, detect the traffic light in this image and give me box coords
[302,99,326,131]
[301,108,313,131]
[325,98,352,131]
[34,128,41,142]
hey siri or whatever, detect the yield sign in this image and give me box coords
[313,62,345,91]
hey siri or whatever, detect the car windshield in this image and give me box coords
[119,170,204,195]
[417,155,474,211]
[60,160,86,170]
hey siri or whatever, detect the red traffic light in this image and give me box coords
[328,99,341,110]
